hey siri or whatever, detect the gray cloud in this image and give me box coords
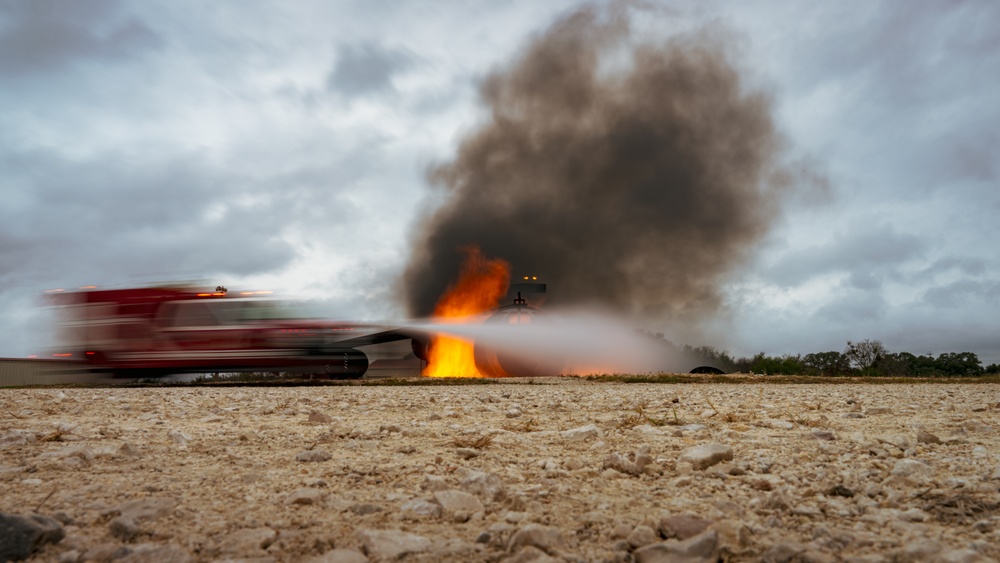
[327,41,413,97]
[0,148,298,287]
[763,221,926,287]
[1,0,999,368]
[753,2,1000,208]
[815,288,887,324]
[0,0,161,75]
[775,2,1000,108]
[922,279,1000,309]
[944,132,998,183]
[913,256,988,282]
[847,271,881,291]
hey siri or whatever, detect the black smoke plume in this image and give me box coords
[404,7,789,327]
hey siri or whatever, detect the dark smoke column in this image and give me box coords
[405,7,787,325]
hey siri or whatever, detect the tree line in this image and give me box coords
[664,337,1000,377]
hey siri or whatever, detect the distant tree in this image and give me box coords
[638,331,994,378]
[877,351,916,377]
[802,351,851,376]
[844,339,887,375]
[748,352,775,375]
[732,355,754,373]
[778,354,805,375]
[683,345,738,373]
[910,353,941,377]
[748,353,804,375]
[934,352,983,377]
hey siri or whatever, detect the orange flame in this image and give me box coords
[423,248,510,377]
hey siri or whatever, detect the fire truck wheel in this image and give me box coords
[411,338,429,362]
[323,349,368,379]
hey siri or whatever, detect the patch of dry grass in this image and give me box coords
[616,403,683,428]
[40,424,81,442]
[450,434,494,449]
[504,418,539,433]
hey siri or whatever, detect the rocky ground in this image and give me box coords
[1,379,999,562]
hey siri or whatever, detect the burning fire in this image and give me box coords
[423,247,509,377]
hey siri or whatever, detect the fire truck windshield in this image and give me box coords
[155,299,317,329]
[237,300,315,321]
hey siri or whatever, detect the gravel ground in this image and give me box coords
[1,379,999,562]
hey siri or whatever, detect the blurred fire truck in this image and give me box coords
[44,284,374,378]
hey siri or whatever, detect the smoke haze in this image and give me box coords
[404,6,790,330]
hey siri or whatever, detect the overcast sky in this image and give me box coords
[2,0,998,365]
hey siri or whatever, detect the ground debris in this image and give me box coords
[1,382,999,562]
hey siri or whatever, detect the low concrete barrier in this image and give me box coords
[0,358,91,387]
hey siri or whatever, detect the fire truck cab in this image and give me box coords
[44,285,371,378]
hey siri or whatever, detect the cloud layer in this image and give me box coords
[1,1,998,365]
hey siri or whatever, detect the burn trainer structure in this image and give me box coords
[472,281,563,378]
[411,275,563,378]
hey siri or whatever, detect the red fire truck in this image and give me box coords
[44,284,378,378]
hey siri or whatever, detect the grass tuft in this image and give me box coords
[451,434,494,449]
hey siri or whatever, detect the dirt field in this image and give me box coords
[2,378,999,562]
